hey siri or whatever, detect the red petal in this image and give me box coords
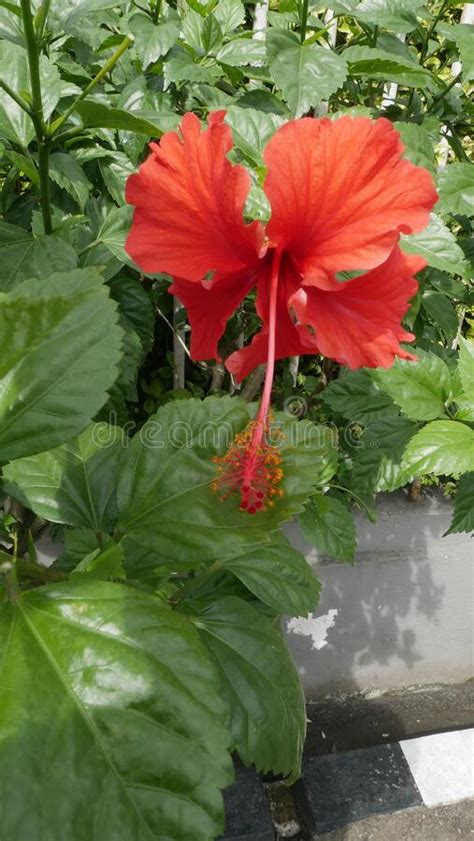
[170,269,256,361]
[125,111,264,279]
[263,117,437,287]
[226,261,315,382]
[289,248,424,369]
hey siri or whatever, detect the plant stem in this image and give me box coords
[300,0,309,43]
[153,0,161,25]
[50,35,134,136]
[430,70,463,106]
[20,0,53,233]
[0,79,34,117]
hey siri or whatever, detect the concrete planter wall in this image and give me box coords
[284,490,473,697]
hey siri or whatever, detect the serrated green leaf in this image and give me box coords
[349,416,417,493]
[108,274,155,354]
[0,579,232,841]
[72,539,125,578]
[0,223,78,292]
[445,472,474,535]
[130,12,180,68]
[352,0,425,33]
[4,149,39,185]
[0,41,61,145]
[0,270,123,462]
[394,121,436,174]
[214,0,245,33]
[4,423,126,530]
[300,495,356,562]
[225,106,284,164]
[451,23,474,81]
[457,337,474,409]
[216,37,266,66]
[401,213,470,278]
[49,152,92,211]
[164,47,223,84]
[371,350,452,421]
[402,420,474,477]
[192,595,305,781]
[116,396,337,567]
[267,30,347,117]
[421,290,459,341]
[220,533,321,615]
[344,45,433,88]
[436,162,474,218]
[322,370,398,423]
[98,152,135,205]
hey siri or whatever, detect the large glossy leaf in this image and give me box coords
[401,213,470,277]
[219,532,321,615]
[394,121,436,174]
[214,0,246,34]
[445,472,474,535]
[116,396,338,567]
[49,152,93,211]
[0,270,123,462]
[216,37,266,67]
[224,106,284,165]
[322,370,398,423]
[300,495,356,563]
[0,579,233,841]
[352,0,425,33]
[421,290,458,341]
[436,162,474,218]
[371,350,452,421]
[191,596,305,781]
[75,100,168,135]
[457,337,474,406]
[4,424,126,531]
[348,416,417,493]
[267,30,347,117]
[130,12,180,68]
[0,223,77,292]
[0,42,62,145]
[344,45,433,87]
[402,420,474,477]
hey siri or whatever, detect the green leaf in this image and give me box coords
[401,213,470,278]
[224,106,283,165]
[421,290,459,340]
[349,416,417,493]
[216,37,266,67]
[402,420,474,477]
[344,45,433,88]
[0,579,232,841]
[4,423,126,530]
[371,350,452,421]
[352,0,425,33]
[108,274,155,354]
[452,23,474,81]
[0,270,123,462]
[182,10,223,54]
[98,152,136,205]
[445,472,474,535]
[300,495,356,563]
[394,121,436,174]
[267,30,347,117]
[0,41,61,145]
[0,223,78,292]
[436,162,474,218]
[322,370,398,423]
[116,396,337,567]
[130,12,180,68]
[458,337,474,407]
[192,596,305,781]
[220,533,321,615]
[214,0,245,33]
[4,149,39,185]
[72,539,125,578]
[75,100,166,136]
[164,47,223,84]
[49,152,92,211]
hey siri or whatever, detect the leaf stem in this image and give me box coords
[50,35,134,136]
[430,71,463,106]
[0,79,34,117]
[20,0,53,233]
[300,0,309,43]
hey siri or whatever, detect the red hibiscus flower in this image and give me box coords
[125,111,437,513]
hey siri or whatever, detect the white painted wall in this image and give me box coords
[285,491,473,695]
